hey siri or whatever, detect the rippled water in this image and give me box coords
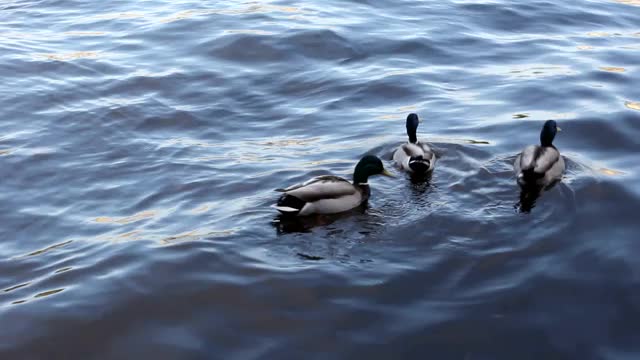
[2,0,640,358]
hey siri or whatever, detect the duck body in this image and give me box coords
[393,141,436,174]
[274,155,392,216]
[275,175,369,216]
[392,113,436,174]
[514,120,565,189]
[514,145,565,188]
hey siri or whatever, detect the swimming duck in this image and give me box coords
[274,155,393,216]
[514,119,565,188]
[392,113,436,174]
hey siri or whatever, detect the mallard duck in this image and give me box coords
[514,119,565,188]
[274,155,393,216]
[392,113,436,174]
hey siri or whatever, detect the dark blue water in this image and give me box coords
[2,0,640,358]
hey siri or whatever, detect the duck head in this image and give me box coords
[353,155,394,184]
[540,119,561,147]
[406,113,420,144]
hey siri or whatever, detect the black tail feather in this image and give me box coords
[518,168,545,188]
[409,156,430,173]
[522,168,544,178]
[276,194,306,215]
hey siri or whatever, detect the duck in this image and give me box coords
[392,113,436,174]
[514,119,565,189]
[274,155,393,216]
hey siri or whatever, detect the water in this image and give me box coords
[1,0,640,358]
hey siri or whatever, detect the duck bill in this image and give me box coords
[381,169,395,177]
[557,127,562,132]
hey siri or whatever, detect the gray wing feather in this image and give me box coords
[401,143,423,157]
[394,141,436,172]
[418,142,435,162]
[543,154,565,184]
[533,147,560,174]
[278,176,356,202]
[516,145,563,184]
[518,145,539,171]
[275,175,346,192]
[400,142,435,158]
[518,145,559,173]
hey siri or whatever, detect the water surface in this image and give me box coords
[1,0,640,358]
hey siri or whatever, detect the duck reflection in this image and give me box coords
[516,186,542,213]
[272,205,367,234]
[408,171,432,187]
[515,180,561,213]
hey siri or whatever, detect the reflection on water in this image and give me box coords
[599,66,626,72]
[587,31,615,37]
[296,253,325,261]
[408,171,434,188]
[504,65,576,79]
[160,229,235,244]
[93,210,157,225]
[613,0,640,6]
[599,168,625,176]
[224,29,276,36]
[190,203,211,214]
[34,51,101,61]
[625,101,640,111]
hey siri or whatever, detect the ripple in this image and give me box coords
[259,138,320,147]
[501,64,576,79]
[160,10,208,24]
[34,288,64,298]
[159,229,236,245]
[284,30,361,61]
[63,31,107,37]
[54,267,73,274]
[3,282,31,293]
[2,0,640,357]
[157,4,305,24]
[24,240,73,257]
[91,12,146,20]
